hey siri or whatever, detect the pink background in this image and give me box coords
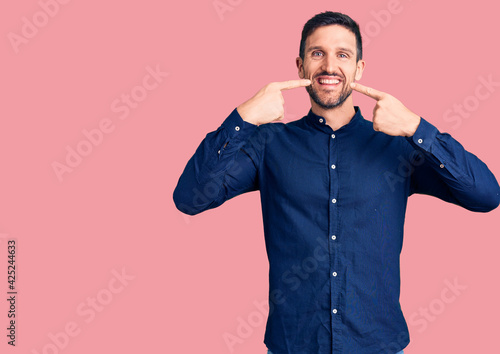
[1,0,499,353]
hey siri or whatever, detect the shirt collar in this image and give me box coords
[305,106,363,133]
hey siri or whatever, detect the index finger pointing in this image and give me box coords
[276,79,312,91]
[350,82,384,100]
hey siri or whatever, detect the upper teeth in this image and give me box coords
[319,79,340,84]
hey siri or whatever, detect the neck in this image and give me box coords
[310,96,356,131]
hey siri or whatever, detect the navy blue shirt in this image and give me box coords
[173,107,500,354]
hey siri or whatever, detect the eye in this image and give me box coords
[312,51,323,57]
[338,53,348,59]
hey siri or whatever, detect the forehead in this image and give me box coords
[305,24,356,51]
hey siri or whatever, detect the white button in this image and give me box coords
[418,138,423,144]
[235,126,240,131]
[332,272,337,277]
[331,134,335,139]
[319,118,324,123]
[440,164,444,168]
[332,199,337,204]
[331,165,336,169]
[218,150,220,154]
[332,309,338,314]
[331,235,336,240]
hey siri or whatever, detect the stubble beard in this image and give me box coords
[306,78,353,110]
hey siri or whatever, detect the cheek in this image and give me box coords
[304,61,320,74]
[303,66,314,80]
[346,67,359,81]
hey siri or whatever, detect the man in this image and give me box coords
[173,11,500,354]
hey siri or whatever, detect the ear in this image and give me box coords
[296,57,305,79]
[354,59,366,81]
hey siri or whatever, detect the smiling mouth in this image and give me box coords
[316,76,342,88]
[319,78,340,84]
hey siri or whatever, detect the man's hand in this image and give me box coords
[237,79,311,126]
[350,82,421,137]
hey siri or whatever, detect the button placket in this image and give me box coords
[328,129,342,336]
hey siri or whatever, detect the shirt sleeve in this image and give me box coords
[173,108,262,215]
[406,117,500,212]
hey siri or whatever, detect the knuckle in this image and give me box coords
[266,82,277,91]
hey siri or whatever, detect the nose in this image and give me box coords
[321,54,339,75]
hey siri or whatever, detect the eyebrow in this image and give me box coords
[307,46,355,55]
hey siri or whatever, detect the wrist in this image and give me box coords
[236,105,258,126]
[404,112,421,137]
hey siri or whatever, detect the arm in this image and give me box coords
[350,82,500,212]
[407,118,500,212]
[173,79,312,215]
[173,109,260,215]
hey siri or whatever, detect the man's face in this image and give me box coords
[297,25,365,110]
